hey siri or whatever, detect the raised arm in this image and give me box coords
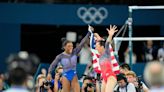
[106,25,118,43]
[105,25,118,55]
[73,26,93,55]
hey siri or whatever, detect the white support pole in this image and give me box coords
[128,7,133,67]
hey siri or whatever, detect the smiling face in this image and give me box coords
[64,42,73,54]
[95,42,102,53]
[95,41,105,55]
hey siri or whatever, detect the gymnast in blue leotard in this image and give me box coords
[48,26,92,92]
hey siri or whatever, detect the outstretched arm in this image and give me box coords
[73,25,94,55]
[106,25,118,43]
[105,25,118,54]
[105,25,118,92]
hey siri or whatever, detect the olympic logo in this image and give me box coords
[77,7,108,24]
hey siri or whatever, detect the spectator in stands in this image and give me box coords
[79,40,92,64]
[120,63,131,74]
[126,71,149,92]
[142,40,158,62]
[144,61,164,92]
[48,26,93,92]
[41,68,47,77]
[79,41,93,81]
[114,73,136,92]
[124,47,137,64]
[157,42,164,62]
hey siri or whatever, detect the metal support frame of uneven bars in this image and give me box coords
[129,6,164,12]
[114,37,164,41]
[126,6,164,68]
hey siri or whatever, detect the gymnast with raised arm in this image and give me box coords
[47,26,93,92]
[93,25,119,92]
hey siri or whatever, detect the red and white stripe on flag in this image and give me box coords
[91,48,101,73]
[109,44,120,75]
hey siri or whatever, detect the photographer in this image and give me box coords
[37,65,63,92]
[81,75,100,92]
[125,71,149,92]
[114,73,136,92]
[36,74,53,92]
[53,66,63,92]
[82,76,94,92]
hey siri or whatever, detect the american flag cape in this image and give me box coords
[90,32,101,73]
[90,32,120,74]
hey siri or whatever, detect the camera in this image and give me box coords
[135,76,143,92]
[40,80,54,89]
[84,83,93,92]
[137,76,143,89]
[43,80,53,87]
[58,73,62,78]
[39,80,54,92]
[86,83,93,88]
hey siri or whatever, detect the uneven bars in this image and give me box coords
[114,37,164,41]
[127,5,164,67]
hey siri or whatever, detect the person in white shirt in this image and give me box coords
[157,42,164,62]
[4,68,29,92]
[114,73,136,92]
[4,51,40,92]
[126,71,149,92]
[144,61,164,92]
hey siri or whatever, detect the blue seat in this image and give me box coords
[76,64,87,79]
